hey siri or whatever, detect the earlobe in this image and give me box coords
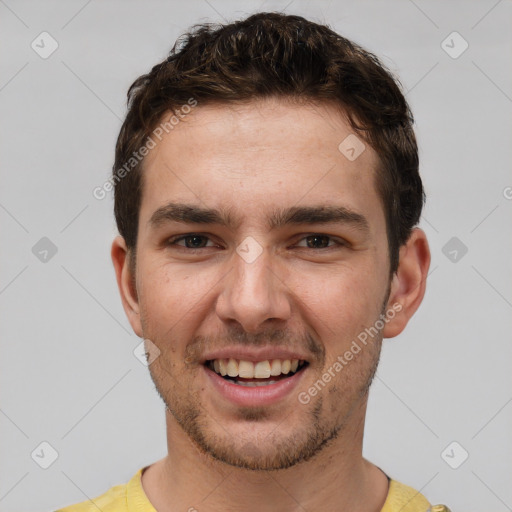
[111,235,143,337]
[382,228,431,339]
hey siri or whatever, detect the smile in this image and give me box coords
[203,358,309,406]
[206,358,308,386]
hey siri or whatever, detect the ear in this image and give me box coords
[111,235,143,337]
[382,228,431,339]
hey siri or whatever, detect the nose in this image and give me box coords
[215,248,292,333]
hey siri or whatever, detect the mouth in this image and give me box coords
[204,358,309,387]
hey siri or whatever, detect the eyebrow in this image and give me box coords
[148,202,370,234]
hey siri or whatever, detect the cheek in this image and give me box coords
[138,262,221,342]
[138,266,189,336]
[292,264,383,330]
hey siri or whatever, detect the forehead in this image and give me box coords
[138,98,384,233]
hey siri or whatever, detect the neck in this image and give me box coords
[142,401,389,512]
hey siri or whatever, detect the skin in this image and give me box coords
[112,98,430,512]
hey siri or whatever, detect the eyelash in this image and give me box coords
[166,233,347,252]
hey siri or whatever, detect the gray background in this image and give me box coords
[1,1,511,511]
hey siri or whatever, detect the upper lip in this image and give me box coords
[200,346,310,364]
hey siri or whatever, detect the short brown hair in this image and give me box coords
[113,12,424,275]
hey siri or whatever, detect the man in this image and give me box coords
[58,11,449,512]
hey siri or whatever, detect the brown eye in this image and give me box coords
[295,235,342,249]
[181,235,209,248]
[305,235,331,249]
[168,234,214,249]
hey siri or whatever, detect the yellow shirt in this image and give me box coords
[55,468,433,512]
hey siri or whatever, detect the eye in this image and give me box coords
[295,234,344,249]
[167,234,216,250]
[165,233,346,253]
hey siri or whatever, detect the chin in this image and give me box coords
[172,399,341,471]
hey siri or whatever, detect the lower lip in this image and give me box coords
[204,365,307,407]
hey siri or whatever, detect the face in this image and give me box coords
[119,99,399,470]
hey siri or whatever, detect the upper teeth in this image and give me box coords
[210,358,302,378]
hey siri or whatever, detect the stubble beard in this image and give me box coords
[146,333,382,472]
[143,287,389,471]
